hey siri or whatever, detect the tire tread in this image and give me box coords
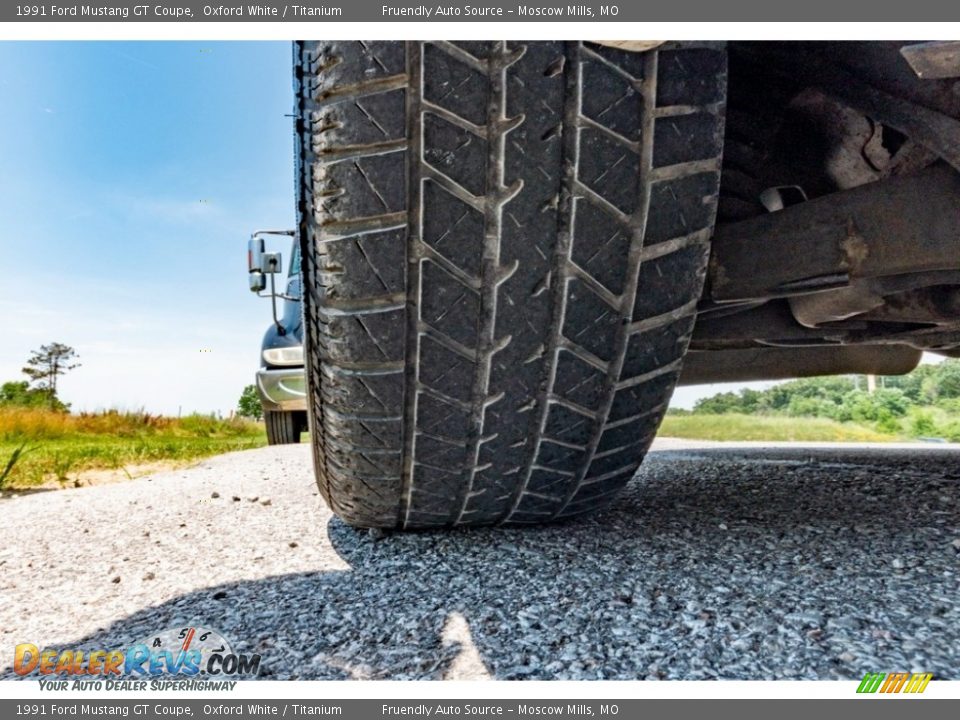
[296,41,726,528]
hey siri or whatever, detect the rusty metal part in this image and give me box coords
[858,285,960,326]
[788,88,890,190]
[789,281,885,328]
[789,273,960,329]
[901,42,960,80]
[819,74,960,172]
[734,43,960,172]
[678,345,921,385]
[828,42,960,120]
[710,164,960,304]
[693,301,842,349]
[692,293,960,353]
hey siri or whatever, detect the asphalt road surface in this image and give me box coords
[2,439,958,680]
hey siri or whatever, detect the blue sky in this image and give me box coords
[0,42,295,415]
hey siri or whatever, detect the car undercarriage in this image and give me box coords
[686,41,960,385]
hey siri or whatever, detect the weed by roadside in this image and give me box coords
[0,442,30,490]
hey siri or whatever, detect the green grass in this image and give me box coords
[658,413,897,443]
[0,409,266,489]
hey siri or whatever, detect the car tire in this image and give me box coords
[295,41,727,528]
[265,410,303,445]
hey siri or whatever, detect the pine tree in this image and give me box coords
[22,342,80,410]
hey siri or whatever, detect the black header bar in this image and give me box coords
[5,1,960,22]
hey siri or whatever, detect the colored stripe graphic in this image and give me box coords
[881,672,910,693]
[857,672,932,694]
[904,673,933,694]
[857,673,886,693]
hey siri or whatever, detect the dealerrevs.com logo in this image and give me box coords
[14,626,261,690]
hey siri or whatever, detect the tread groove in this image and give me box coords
[454,42,528,525]
[501,42,584,524]
[399,41,423,528]
[548,49,659,520]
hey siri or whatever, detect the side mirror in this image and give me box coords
[248,235,282,293]
[248,236,282,274]
[248,236,265,274]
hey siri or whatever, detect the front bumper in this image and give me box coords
[256,367,307,412]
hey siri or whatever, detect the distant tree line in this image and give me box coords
[681,359,960,439]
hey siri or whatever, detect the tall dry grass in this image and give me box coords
[0,409,266,488]
[0,408,260,442]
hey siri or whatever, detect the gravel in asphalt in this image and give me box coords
[1,439,958,680]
